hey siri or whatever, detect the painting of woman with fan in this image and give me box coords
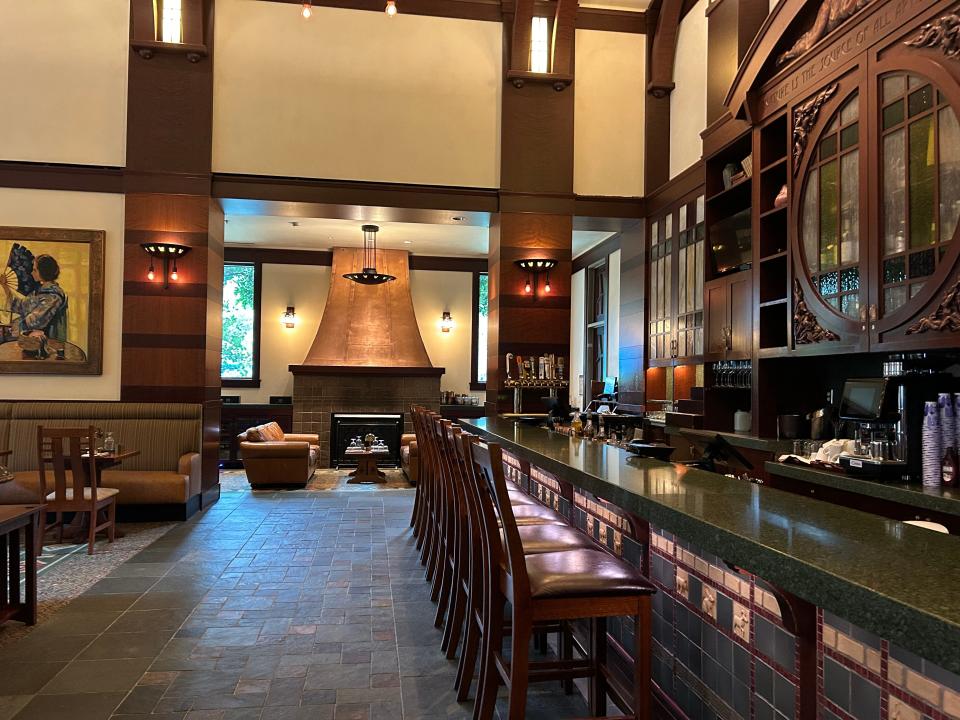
[0,226,104,375]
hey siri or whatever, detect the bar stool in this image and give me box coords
[438,427,593,662]
[430,417,574,631]
[465,438,656,720]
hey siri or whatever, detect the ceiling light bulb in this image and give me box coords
[385,0,397,16]
[544,280,551,293]
[524,281,532,294]
[147,267,155,281]
[301,2,312,19]
[170,269,179,281]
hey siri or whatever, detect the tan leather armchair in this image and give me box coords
[400,433,419,484]
[239,422,319,488]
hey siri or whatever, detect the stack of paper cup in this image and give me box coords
[940,393,957,452]
[954,394,960,451]
[923,400,942,487]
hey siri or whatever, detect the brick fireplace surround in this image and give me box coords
[290,366,442,468]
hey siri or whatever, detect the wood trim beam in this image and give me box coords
[647,0,684,98]
[577,7,647,33]
[224,246,486,272]
[213,173,499,213]
[0,162,124,194]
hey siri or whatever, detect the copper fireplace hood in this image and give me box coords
[290,247,442,376]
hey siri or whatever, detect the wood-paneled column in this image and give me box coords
[487,1,577,412]
[121,0,222,503]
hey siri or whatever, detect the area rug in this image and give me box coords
[220,468,413,492]
[0,521,176,647]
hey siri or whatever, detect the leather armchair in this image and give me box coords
[239,422,319,488]
[400,433,419,484]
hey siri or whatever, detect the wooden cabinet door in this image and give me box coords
[729,273,753,357]
[704,277,730,356]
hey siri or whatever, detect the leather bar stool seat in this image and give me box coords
[524,548,656,599]
[502,524,596,555]
[509,504,568,526]
[508,490,538,505]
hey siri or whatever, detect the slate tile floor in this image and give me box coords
[0,485,592,719]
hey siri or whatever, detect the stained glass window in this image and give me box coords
[800,92,861,318]
[879,73,960,315]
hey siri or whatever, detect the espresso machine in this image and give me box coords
[838,355,959,482]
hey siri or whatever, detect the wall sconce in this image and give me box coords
[141,242,191,289]
[282,306,297,329]
[440,311,454,333]
[514,258,557,297]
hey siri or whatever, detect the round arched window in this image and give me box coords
[800,92,861,318]
[879,73,960,316]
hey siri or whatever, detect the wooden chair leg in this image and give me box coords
[24,517,38,625]
[443,579,467,659]
[87,511,96,555]
[506,612,532,720]
[0,534,7,607]
[475,593,504,720]
[562,621,574,694]
[455,606,480,701]
[634,599,652,720]
[590,616,609,717]
[108,501,116,543]
[57,513,64,544]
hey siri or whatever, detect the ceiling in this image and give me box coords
[579,0,653,10]
[224,215,617,259]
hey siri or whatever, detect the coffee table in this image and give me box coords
[344,445,391,484]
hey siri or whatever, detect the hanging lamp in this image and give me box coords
[343,224,396,285]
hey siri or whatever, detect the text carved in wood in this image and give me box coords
[794,279,841,344]
[793,84,839,176]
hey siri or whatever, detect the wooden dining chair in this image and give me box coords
[37,426,118,555]
[465,438,656,720]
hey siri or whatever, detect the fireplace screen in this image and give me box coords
[330,413,403,468]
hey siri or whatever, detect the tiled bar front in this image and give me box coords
[464,418,960,720]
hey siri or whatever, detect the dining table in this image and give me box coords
[48,448,140,540]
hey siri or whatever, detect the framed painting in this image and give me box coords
[0,226,104,375]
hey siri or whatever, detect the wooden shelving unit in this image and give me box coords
[756,112,789,352]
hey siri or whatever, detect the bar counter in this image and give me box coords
[460,417,960,720]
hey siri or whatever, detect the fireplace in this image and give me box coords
[289,248,444,465]
[330,413,403,468]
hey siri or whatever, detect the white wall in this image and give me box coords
[410,270,482,400]
[607,250,621,380]
[569,269,586,409]
[574,30,646,197]
[669,0,709,179]
[0,188,125,400]
[230,264,332,404]
[0,0,128,166]
[228,264,479,403]
[213,0,501,188]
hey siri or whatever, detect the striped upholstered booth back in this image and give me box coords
[0,402,201,473]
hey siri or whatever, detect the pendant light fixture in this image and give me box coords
[344,225,396,285]
[301,1,312,19]
[385,0,398,16]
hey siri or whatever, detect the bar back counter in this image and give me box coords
[460,417,960,720]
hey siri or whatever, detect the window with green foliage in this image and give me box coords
[472,272,488,387]
[221,262,259,383]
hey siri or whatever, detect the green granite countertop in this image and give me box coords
[462,416,960,675]
[765,461,960,519]
[664,426,794,455]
